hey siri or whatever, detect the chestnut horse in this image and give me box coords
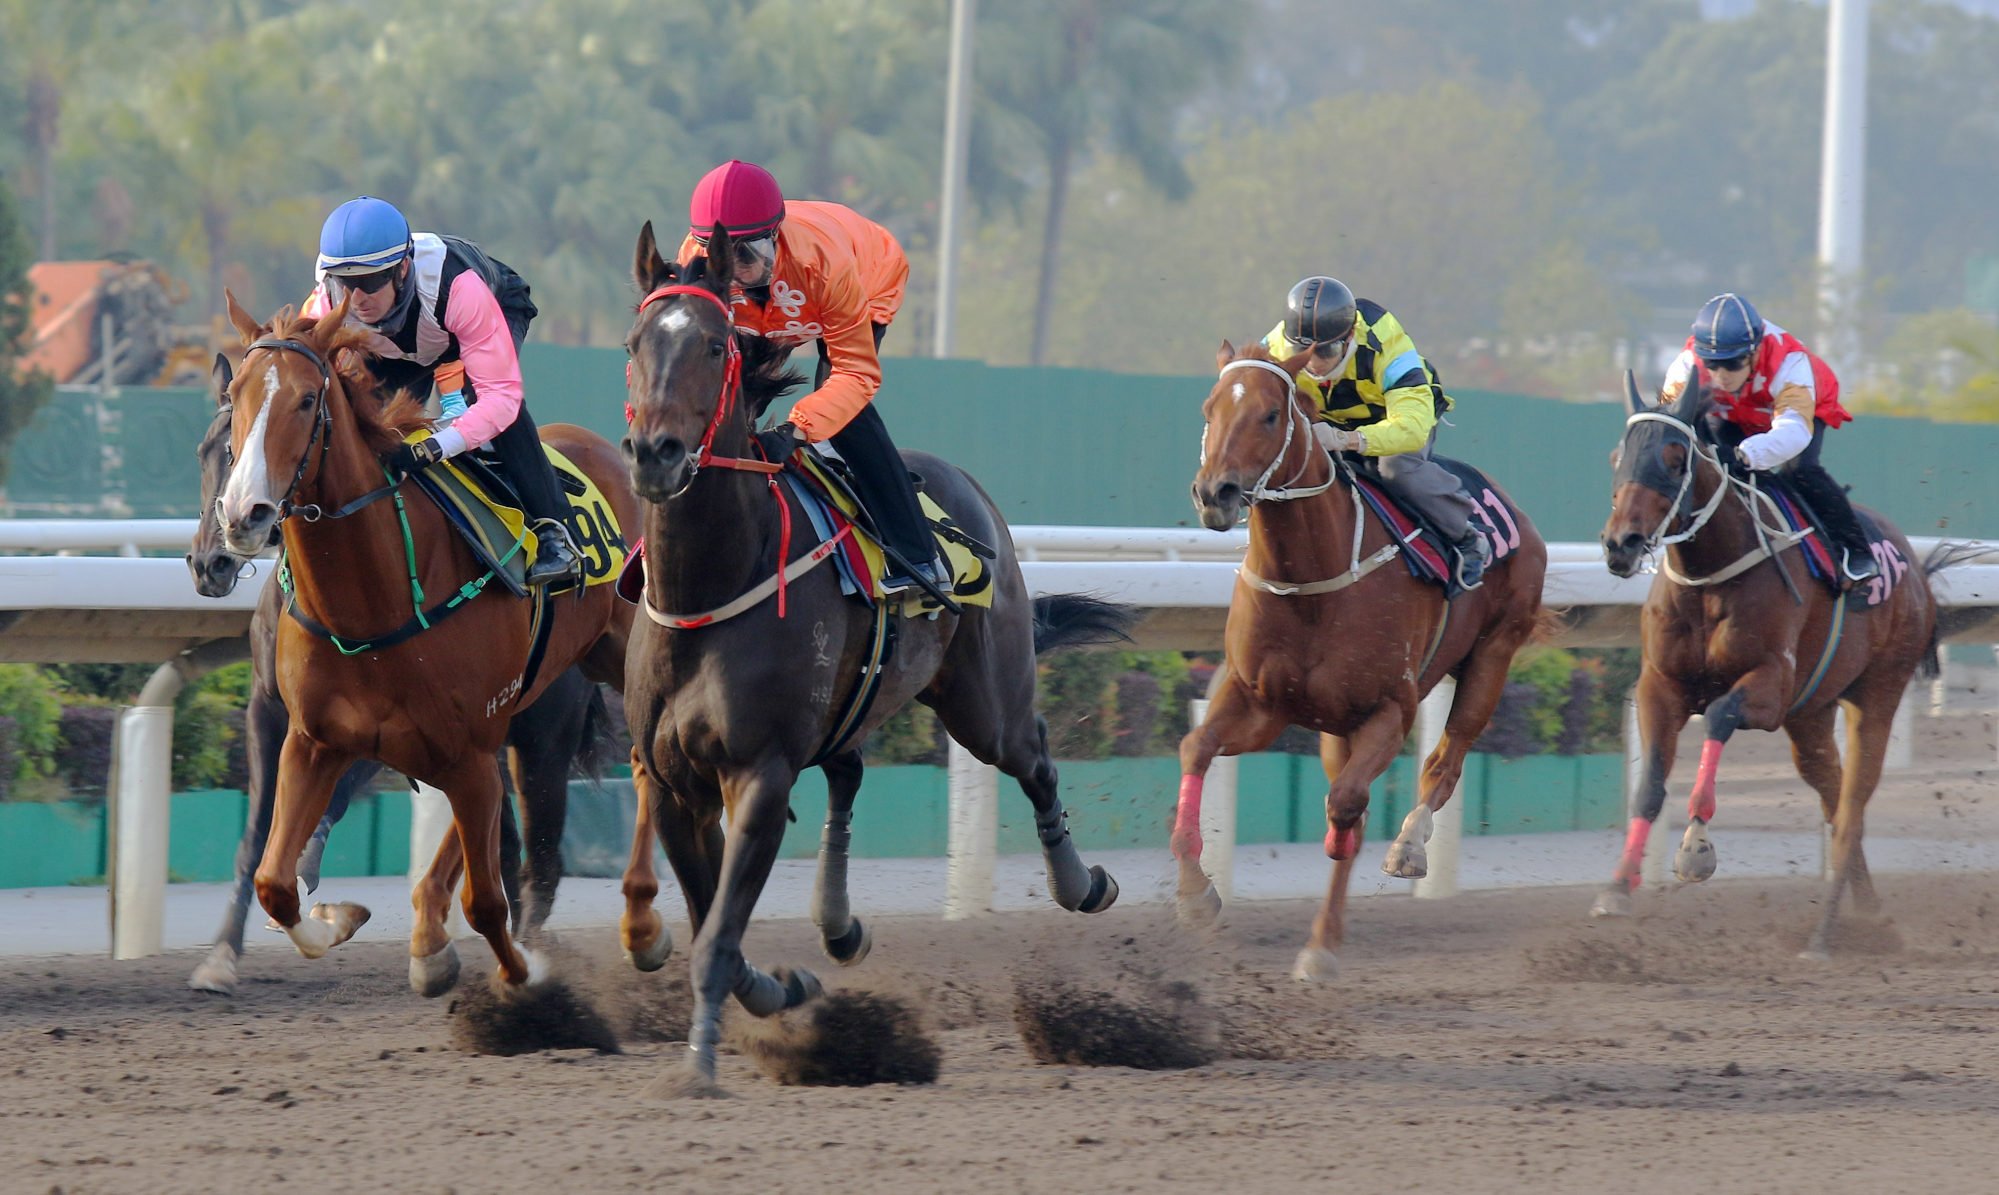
[1180,341,1546,981]
[211,291,636,995]
[1597,374,1938,958]
[619,222,1129,1094]
[183,404,612,995]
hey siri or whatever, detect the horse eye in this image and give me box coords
[1262,409,1279,427]
[709,340,724,357]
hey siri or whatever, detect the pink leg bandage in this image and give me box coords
[1171,775,1204,860]
[1325,822,1360,861]
[1617,817,1652,888]
[1688,739,1723,822]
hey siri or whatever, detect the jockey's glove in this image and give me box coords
[389,437,446,477]
[1311,422,1368,455]
[756,421,806,463]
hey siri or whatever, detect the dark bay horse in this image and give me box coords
[212,292,636,995]
[183,405,611,995]
[1597,374,1938,958]
[619,222,1129,1094]
[1181,341,1547,982]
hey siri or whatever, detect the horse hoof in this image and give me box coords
[1674,839,1717,883]
[645,1061,732,1101]
[1078,865,1119,914]
[409,943,462,998]
[1291,946,1340,983]
[1589,888,1634,919]
[771,965,823,1009]
[822,919,872,967]
[1381,841,1428,879]
[308,901,371,947]
[188,946,240,996]
[1798,943,1832,963]
[623,924,674,973]
[1176,883,1223,929]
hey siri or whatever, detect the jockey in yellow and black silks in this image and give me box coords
[1261,276,1490,589]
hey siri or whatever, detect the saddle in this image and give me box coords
[404,432,629,598]
[1345,456,1520,600]
[1759,477,1907,607]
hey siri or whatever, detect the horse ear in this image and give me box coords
[706,222,734,295]
[1672,373,1705,422]
[211,353,234,408]
[223,288,260,345]
[1623,369,1646,415]
[1216,339,1235,368]
[1277,347,1314,377]
[633,220,674,292]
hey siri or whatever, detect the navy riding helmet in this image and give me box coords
[1691,293,1764,363]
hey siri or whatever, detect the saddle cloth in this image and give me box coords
[613,448,995,616]
[1346,456,1523,599]
[1763,481,1907,608]
[405,431,629,597]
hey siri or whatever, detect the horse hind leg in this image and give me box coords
[1384,640,1521,880]
[437,755,540,993]
[1803,692,1894,961]
[811,749,872,966]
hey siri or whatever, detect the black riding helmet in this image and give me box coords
[1284,276,1357,349]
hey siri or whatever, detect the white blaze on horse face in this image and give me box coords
[658,307,692,334]
[217,367,279,530]
[1231,382,1246,404]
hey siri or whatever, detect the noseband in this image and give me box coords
[631,284,780,498]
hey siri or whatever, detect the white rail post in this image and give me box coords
[1929,650,1949,718]
[1188,698,1236,903]
[1413,678,1459,900]
[108,705,174,959]
[409,782,467,935]
[945,737,997,920]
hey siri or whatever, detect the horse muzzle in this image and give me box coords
[1191,478,1244,532]
[623,431,691,504]
[219,503,278,558]
[1602,531,1646,578]
[186,547,245,598]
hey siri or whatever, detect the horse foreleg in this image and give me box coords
[439,755,538,992]
[509,671,589,937]
[811,750,871,966]
[409,810,466,997]
[659,766,813,1099]
[620,749,673,972]
[1593,668,1690,918]
[1297,703,1406,981]
[1804,690,1894,960]
[192,688,286,994]
[252,731,358,960]
[1678,674,1786,883]
[1171,673,1285,926]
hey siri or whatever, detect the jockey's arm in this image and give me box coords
[1734,354,1817,471]
[786,269,881,443]
[1661,349,1695,401]
[1354,321,1437,456]
[425,273,525,459]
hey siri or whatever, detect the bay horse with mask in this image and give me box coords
[1597,373,1939,958]
[619,221,1130,1094]
[212,290,636,996]
[1181,340,1546,982]
[183,402,613,995]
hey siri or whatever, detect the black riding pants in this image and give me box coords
[1710,416,1869,558]
[813,324,931,565]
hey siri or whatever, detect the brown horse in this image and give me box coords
[183,404,613,995]
[618,222,1129,1094]
[211,291,636,995]
[1180,341,1547,981]
[1596,374,1939,958]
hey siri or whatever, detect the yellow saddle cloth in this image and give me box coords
[792,452,994,615]
[406,431,629,594]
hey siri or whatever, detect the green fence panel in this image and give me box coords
[0,801,106,887]
[5,391,104,512]
[1235,754,1300,844]
[117,388,214,517]
[168,789,247,881]
[1574,754,1626,831]
[1480,755,1581,836]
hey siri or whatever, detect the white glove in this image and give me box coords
[1312,423,1367,454]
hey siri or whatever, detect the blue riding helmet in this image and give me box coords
[1691,293,1764,362]
[317,196,412,276]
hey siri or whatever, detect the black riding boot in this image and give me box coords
[1786,463,1880,585]
[488,406,581,587]
[827,404,944,593]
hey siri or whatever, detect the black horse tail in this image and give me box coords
[1917,541,1984,680]
[1031,593,1137,656]
[573,683,616,783]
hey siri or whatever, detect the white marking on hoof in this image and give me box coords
[520,946,550,988]
[1798,944,1832,963]
[409,942,461,998]
[1590,888,1634,919]
[1176,882,1222,928]
[622,923,674,973]
[1291,946,1340,983]
[188,945,240,995]
[308,901,371,947]
[1674,821,1717,883]
[283,914,337,959]
[1382,806,1433,878]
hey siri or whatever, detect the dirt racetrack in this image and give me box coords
[6,863,1999,1195]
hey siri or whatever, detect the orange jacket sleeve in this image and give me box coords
[787,263,880,442]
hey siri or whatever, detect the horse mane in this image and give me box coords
[676,252,804,417]
[266,306,432,455]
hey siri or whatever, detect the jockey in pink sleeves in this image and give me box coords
[304,196,580,587]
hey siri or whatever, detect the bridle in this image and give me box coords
[1202,357,1336,504]
[629,283,782,499]
[1621,409,1730,552]
[1620,408,1810,588]
[239,336,333,522]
